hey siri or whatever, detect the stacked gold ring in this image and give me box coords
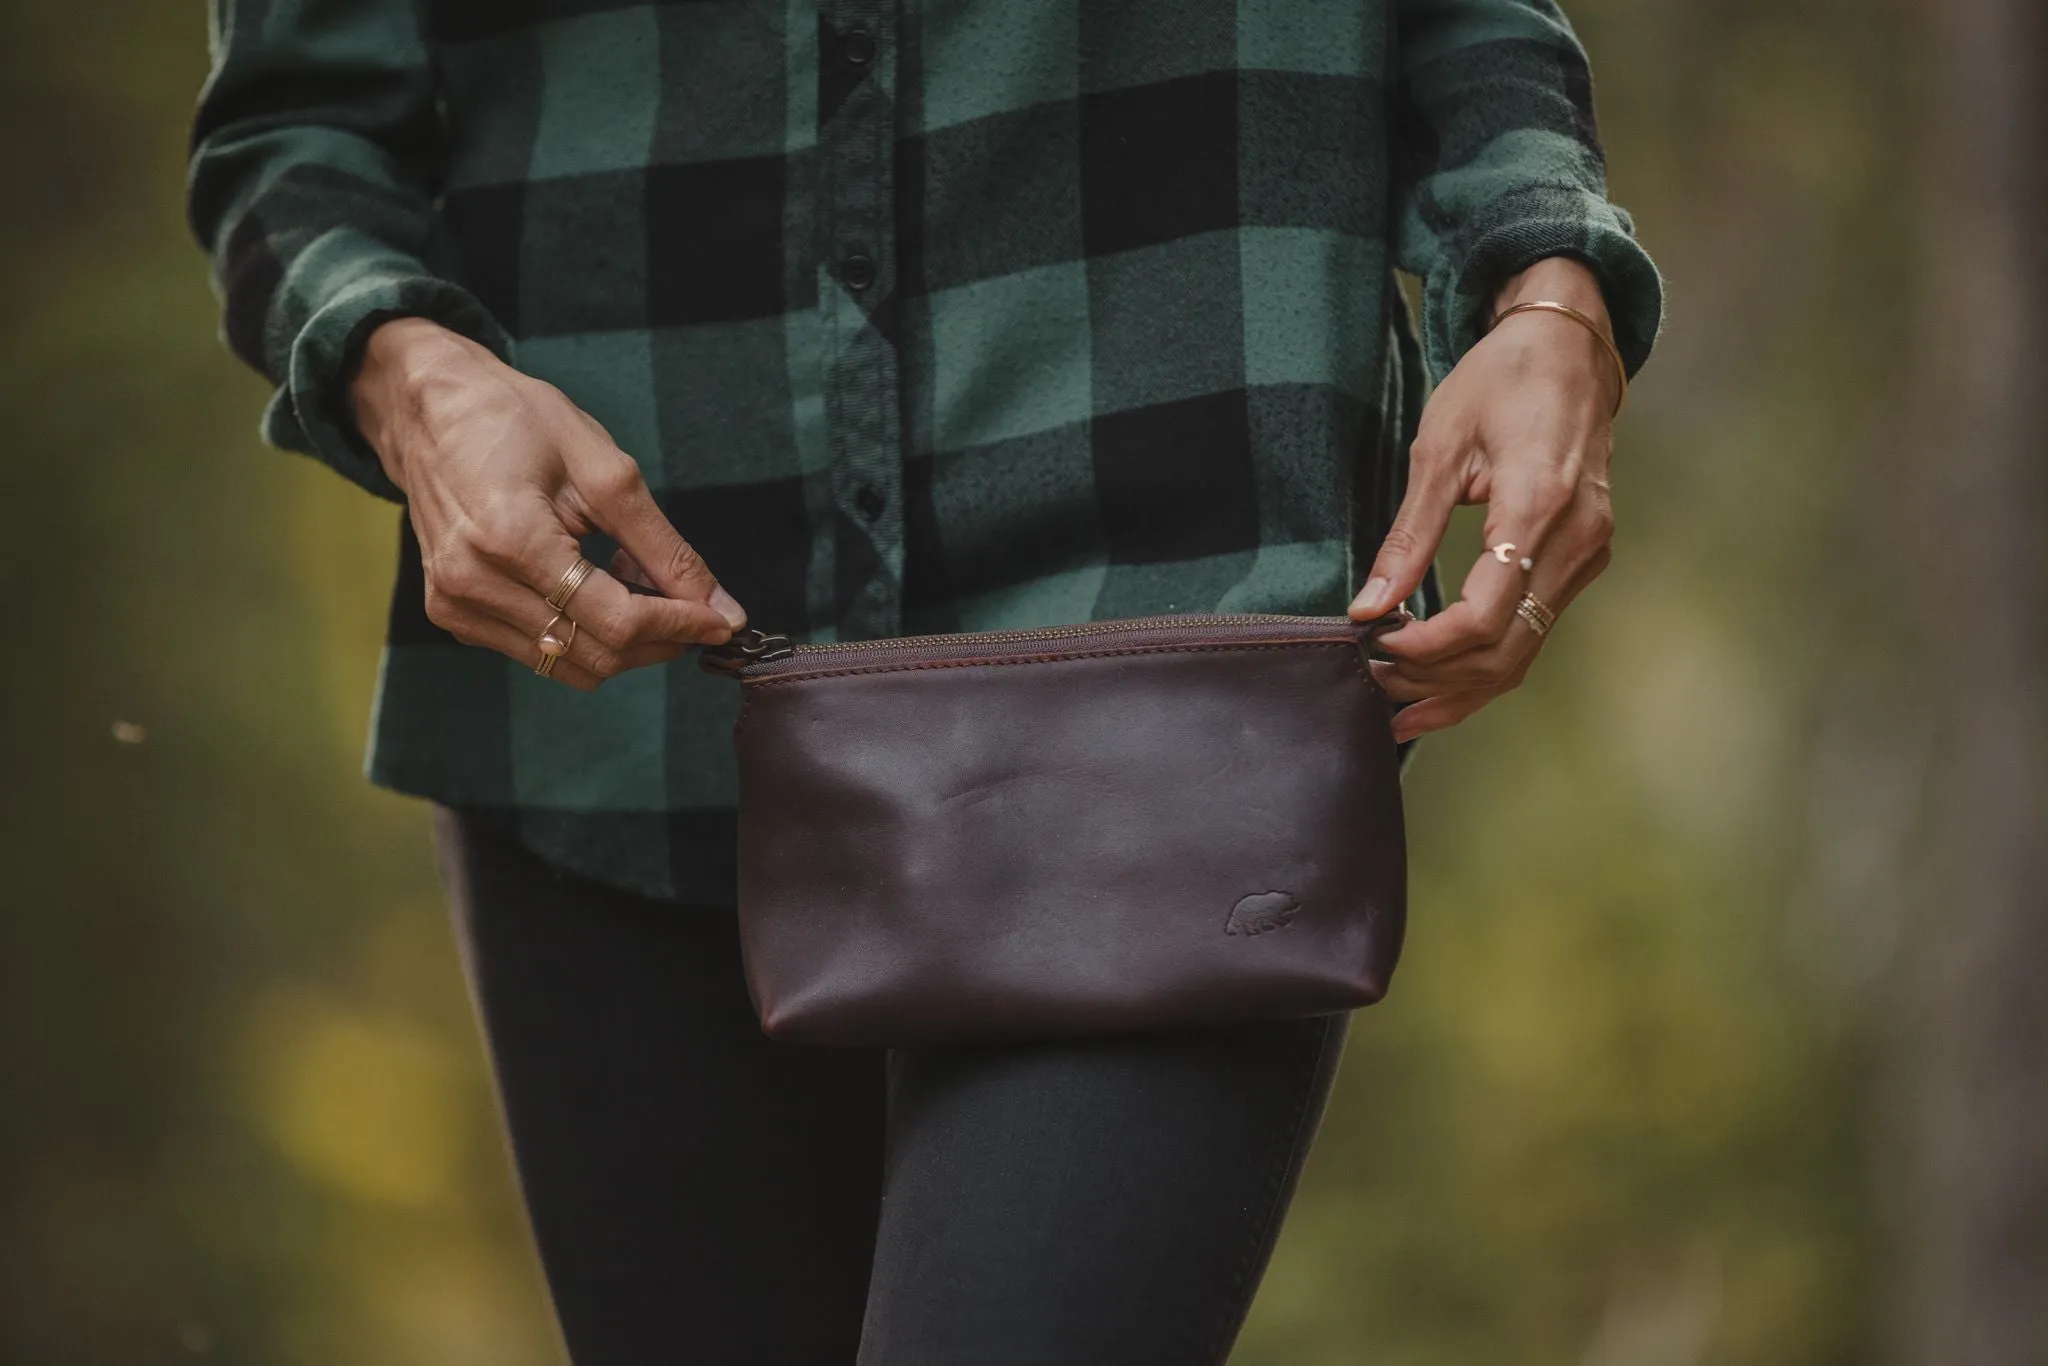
[535,557,595,680]
[547,556,597,611]
[1514,593,1557,639]
[534,612,579,678]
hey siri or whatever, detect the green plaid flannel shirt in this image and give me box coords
[190,0,1662,903]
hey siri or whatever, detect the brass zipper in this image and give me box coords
[716,614,1352,665]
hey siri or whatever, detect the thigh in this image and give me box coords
[435,808,886,1366]
[859,1013,1349,1366]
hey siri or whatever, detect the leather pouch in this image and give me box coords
[700,613,1407,1046]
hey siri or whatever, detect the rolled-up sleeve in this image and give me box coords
[187,0,510,501]
[1391,0,1664,383]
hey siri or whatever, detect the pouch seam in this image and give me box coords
[733,671,756,742]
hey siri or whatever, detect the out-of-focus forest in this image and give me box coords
[3,0,2041,1363]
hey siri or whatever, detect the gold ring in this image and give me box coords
[1514,593,1557,638]
[533,613,579,677]
[547,557,597,612]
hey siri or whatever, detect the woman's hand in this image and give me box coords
[351,318,746,691]
[1348,257,1622,742]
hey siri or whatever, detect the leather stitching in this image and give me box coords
[739,639,1365,688]
[1349,637,1379,694]
[733,674,754,740]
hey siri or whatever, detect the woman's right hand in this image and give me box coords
[350,318,746,691]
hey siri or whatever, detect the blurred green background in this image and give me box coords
[5,1,2034,1363]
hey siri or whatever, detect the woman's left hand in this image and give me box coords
[1348,257,1624,744]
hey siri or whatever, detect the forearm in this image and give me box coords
[189,0,507,499]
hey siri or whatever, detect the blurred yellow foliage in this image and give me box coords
[243,987,468,1210]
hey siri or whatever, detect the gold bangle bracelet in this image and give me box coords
[1489,300,1629,417]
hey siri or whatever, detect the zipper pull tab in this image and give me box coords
[699,628,796,676]
[1355,607,1414,654]
[729,629,796,661]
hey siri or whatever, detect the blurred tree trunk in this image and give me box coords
[1896,0,2048,1361]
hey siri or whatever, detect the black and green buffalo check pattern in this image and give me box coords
[191,0,1662,901]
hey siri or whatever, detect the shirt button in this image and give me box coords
[843,28,875,64]
[855,485,887,521]
[840,253,875,291]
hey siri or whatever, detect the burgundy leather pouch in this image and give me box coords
[699,614,1407,1046]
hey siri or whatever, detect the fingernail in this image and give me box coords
[709,585,747,629]
[1350,576,1392,616]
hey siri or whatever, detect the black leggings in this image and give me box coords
[434,808,1348,1366]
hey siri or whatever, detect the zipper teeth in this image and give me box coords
[786,613,1343,656]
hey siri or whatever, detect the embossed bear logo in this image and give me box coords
[1225,891,1300,937]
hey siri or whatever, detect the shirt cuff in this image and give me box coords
[1419,185,1665,386]
[263,239,512,503]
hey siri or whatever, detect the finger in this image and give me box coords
[1390,689,1495,744]
[450,611,610,692]
[531,546,738,649]
[1374,502,1615,739]
[1374,455,1601,664]
[1369,659,1440,705]
[539,611,691,679]
[433,483,731,650]
[1379,534,1612,693]
[609,547,657,592]
[1349,436,1467,619]
[565,446,747,630]
[465,568,704,676]
[467,495,739,647]
[1506,541,1610,647]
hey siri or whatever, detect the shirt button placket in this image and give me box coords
[819,0,903,640]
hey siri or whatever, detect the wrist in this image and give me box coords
[349,317,488,492]
[1491,256,1611,329]
[1488,258,1626,416]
